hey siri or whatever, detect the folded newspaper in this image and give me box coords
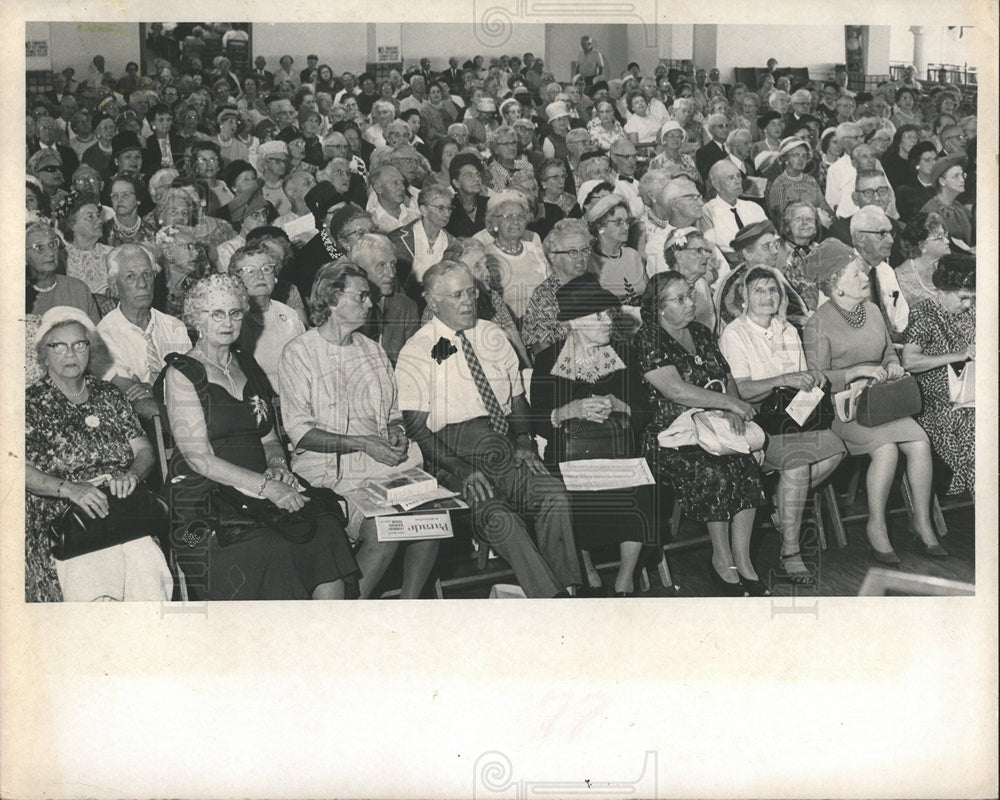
[343,482,467,518]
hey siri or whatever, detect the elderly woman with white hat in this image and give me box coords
[586,193,647,305]
[765,136,835,221]
[649,120,700,185]
[541,101,573,160]
[480,190,552,321]
[25,305,172,602]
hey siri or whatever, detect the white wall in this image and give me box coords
[713,25,847,84]
[252,23,367,73]
[889,25,980,73]
[47,21,141,82]
[398,23,545,73]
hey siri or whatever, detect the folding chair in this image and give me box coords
[151,414,188,602]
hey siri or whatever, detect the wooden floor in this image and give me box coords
[375,494,976,600]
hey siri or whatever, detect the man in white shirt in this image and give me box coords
[824,122,864,211]
[98,245,192,419]
[849,205,908,338]
[395,261,581,597]
[607,139,646,218]
[701,159,767,256]
[367,164,421,233]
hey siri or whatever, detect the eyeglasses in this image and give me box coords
[551,246,592,260]
[74,175,100,185]
[341,289,372,304]
[46,339,91,355]
[341,228,373,239]
[110,191,136,200]
[611,152,638,160]
[38,165,62,173]
[28,238,61,253]
[494,140,518,146]
[662,289,696,306]
[424,203,453,213]
[858,186,891,198]
[681,246,713,257]
[206,309,246,322]
[946,171,968,179]
[196,156,219,164]
[945,133,968,142]
[857,229,893,238]
[238,263,276,277]
[440,287,479,301]
[542,173,566,182]
[606,217,630,226]
[497,213,527,223]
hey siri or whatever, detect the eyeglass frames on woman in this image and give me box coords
[46,340,91,355]
[551,246,592,260]
[341,289,372,304]
[238,263,276,277]
[206,309,246,322]
[28,239,61,253]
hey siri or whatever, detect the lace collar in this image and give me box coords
[551,336,625,384]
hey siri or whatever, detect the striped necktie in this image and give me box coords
[143,322,161,384]
[456,330,509,435]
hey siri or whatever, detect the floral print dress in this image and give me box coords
[25,376,143,601]
[637,321,766,522]
[905,300,976,495]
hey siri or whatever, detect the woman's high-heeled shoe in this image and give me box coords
[867,543,902,566]
[912,532,949,558]
[708,562,750,597]
[737,572,772,597]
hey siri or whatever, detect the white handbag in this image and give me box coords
[947,360,975,408]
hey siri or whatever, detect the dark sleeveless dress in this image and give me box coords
[158,349,358,600]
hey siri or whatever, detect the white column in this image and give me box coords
[909,25,927,78]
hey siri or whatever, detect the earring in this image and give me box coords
[836,290,845,297]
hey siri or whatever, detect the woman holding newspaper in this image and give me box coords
[719,266,846,586]
[802,240,944,565]
[278,261,440,598]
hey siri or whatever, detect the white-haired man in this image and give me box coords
[396,260,581,597]
[98,244,192,419]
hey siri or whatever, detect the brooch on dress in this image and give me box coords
[84,415,101,428]
[693,355,703,365]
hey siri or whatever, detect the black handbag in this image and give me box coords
[212,478,347,548]
[560,411,634,462]
[855,374,922,427]
[49,486,169,561]
[756,386,835,436]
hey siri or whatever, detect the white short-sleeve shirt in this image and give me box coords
[395,316,522,433]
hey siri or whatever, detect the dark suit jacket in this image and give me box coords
[695,140,727,182]
[361,292,420,367]
[142,133,186,178]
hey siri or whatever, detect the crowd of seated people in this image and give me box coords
[24,29,977,601]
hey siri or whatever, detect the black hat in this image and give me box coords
[757,110,783,130]
[556,274,620,322]
[221,159,256,192]
[277,125,305,145]
[305,181,344,228]
[730,220,777,252]
[111,131,143,162]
